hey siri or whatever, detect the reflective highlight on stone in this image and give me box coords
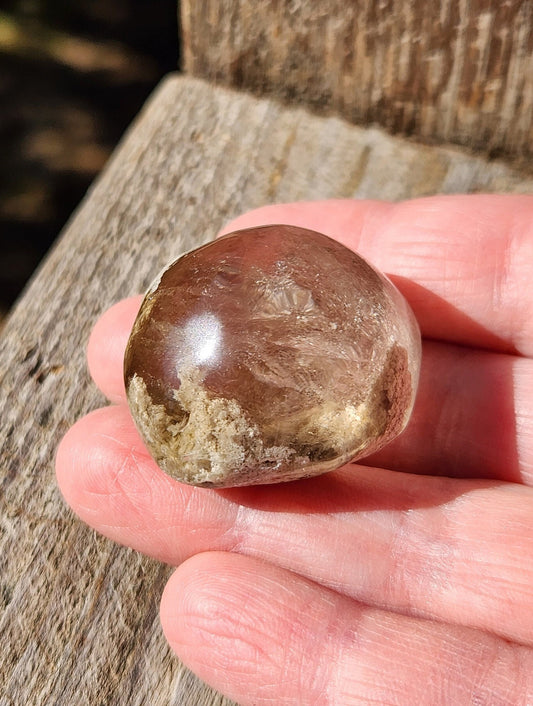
[124,225,421,487]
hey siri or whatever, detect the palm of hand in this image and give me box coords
[56,196,533,705]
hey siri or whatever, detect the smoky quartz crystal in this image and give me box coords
[124,225,421,487]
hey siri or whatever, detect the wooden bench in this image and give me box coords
[1,4,532,704]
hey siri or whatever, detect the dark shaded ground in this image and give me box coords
[0,1,179,320]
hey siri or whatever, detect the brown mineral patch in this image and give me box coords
[368,344,412,449]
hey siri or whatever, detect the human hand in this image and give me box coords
[56,195,533,705]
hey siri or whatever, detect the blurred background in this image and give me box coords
[0,0,179,323]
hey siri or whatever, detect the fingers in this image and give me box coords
[86,298,533,483]
[161,552,533,706]
[87,296,142,404]
[222,195,533,356]
[55,405,533,647]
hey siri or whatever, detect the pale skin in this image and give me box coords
[56,195,533,705]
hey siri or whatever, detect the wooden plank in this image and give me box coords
[181,0,533,168]
[0,74,532,705]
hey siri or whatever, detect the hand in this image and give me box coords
[56,195,533,705]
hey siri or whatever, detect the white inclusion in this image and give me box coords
[182,313,222,366]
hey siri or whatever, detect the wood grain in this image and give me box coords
[0,74,532,705]
[181,0,533,168]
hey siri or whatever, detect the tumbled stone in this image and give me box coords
[124,225,421,487]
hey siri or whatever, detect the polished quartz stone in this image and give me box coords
[124,225,421,487]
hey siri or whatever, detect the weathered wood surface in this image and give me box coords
[181,0,533,168]
[0,74,532,705]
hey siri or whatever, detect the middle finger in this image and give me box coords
[56,407,533,647]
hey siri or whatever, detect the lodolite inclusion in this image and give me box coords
[124,225,421,487]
